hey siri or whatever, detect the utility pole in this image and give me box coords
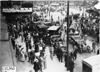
[32,1,34,21]
[67,0,69,70]
[81,0,85,39]
[83,0,85,18]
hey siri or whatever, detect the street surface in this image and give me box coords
[0,34,99,72]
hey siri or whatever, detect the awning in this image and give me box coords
[47,26,60,31]
[94,0,100,9]
[2,8,32,13]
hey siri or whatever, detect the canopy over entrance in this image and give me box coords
[47,26,60,31]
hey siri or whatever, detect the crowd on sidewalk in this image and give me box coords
[8,15,47,72]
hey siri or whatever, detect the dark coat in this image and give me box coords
[65,54,68,68]
[33,61,40,71]
[34,44,39,52]
[11,38,15,49]
[69,58,74,70]
[73,49,78,57]
[56,48,63,56]
[97,50,99,55]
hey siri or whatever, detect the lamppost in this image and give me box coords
[66,0,69,70]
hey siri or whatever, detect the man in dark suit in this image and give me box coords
[69,56,75,72]
[11,37,15,50]
[56,47,63,62]
[64,52,68,68]
[92,41,96,53]
[97,49,99,55]
[33,58,40,72]
[34,44,39,52]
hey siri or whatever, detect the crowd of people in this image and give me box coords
[7,13,78,72]
[6,7,99,72]
[80,14,99,43]
[8,15,48,72]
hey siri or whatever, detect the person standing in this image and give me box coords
[64,53,68,69]
[49,45,54,60]
[73,48,78,60]
[34,43,39,53]
[92,41,96,53]
[33,57,40,72]
[43,54,47,69]
[58,48,63,62]
[11,37,15,50]
[43,48,47,69]
[97,49,99,55]
[39,56,43,72]
[69,56,75,72]
[16,45,20,60]
[53,43,57,56]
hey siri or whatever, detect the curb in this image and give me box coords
[9,39,16,67]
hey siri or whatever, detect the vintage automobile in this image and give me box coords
[69,37,92,53]
[82,55,100,72]
[78,40,92,53]
[47,25,60,36]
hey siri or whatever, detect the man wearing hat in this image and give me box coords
[92,40,96,53]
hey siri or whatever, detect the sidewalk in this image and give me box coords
[0,40,32,72]
[0,41,14,71]
[0,35,98,72]
[15,46,68,72]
